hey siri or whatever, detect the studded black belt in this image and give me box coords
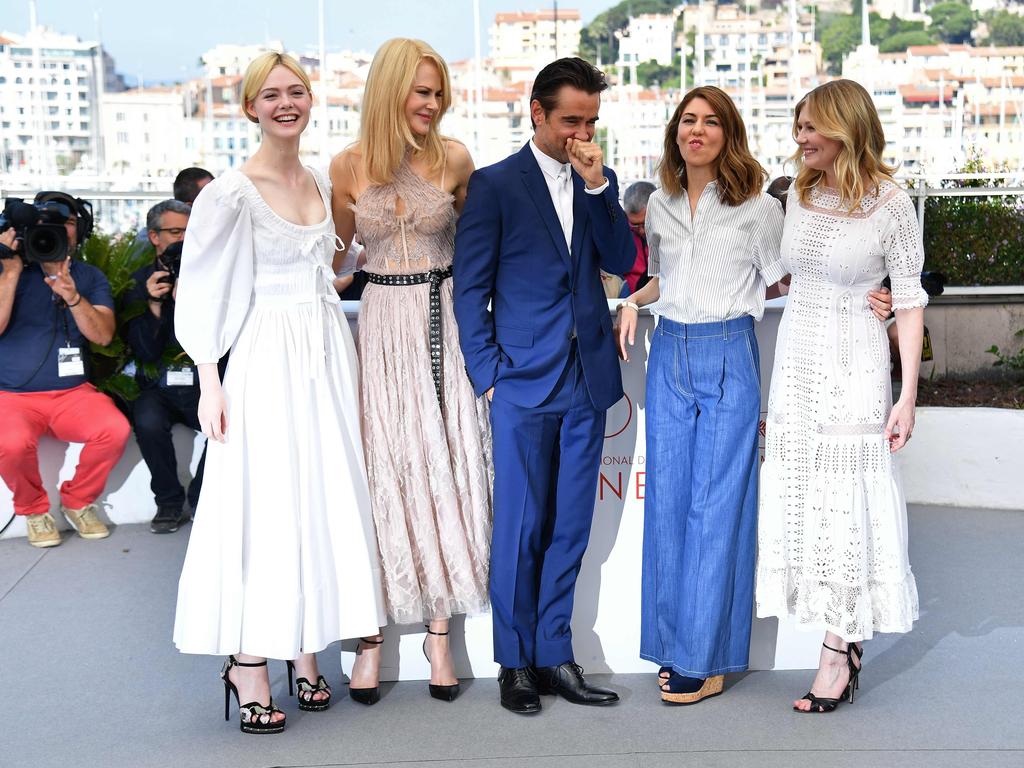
[364,266,453,409]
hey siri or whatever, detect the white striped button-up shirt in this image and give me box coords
[646,181,787,323]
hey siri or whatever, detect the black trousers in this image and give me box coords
[132,385,206,509]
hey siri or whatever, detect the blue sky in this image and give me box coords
[4,1,612,85]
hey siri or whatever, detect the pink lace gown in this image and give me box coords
[351,156,492,625]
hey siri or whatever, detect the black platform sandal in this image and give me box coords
[794,642,863,713]
[349,636,383,705]
[286,659,332,711]
[220,656,286,734]
[422,625,461,702]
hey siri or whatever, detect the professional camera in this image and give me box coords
[149,241,183,302]
[0,192,94,268]
[0,198,71,263]
[156,241,182,285]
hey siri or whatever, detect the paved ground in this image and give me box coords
[2,504,1022,768]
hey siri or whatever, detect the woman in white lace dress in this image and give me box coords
[173,53,386,733]
[755,79,928,713]
[329,38,491,703]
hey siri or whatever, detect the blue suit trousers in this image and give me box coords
[488,348,606,668]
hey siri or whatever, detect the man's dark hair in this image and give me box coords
[530,57,608,129]
[173,167,214,204]
[766,175,794,212]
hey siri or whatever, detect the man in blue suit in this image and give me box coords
[454,58,634,715]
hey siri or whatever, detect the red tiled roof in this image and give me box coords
[495,9,581,23]
[900,84,955,102]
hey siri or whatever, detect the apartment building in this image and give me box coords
[617,12,679,68]
[490,9,581,79]
[0,27,123,176]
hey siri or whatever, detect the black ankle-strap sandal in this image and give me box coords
[794,642,863,714]
[220,656,286,734]
[286,659,332,711]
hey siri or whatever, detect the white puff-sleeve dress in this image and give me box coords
[172,168,386,659]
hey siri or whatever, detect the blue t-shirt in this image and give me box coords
[0,261,114,393]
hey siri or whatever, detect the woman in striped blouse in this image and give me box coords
[616,86,890,706]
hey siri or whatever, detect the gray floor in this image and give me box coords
[2,504,1022,768]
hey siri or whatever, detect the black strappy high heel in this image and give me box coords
[795,642,863,713]
[422,625,461,702]
[286,659,332,712]
[220,656,286,734]
[349,636,383,705]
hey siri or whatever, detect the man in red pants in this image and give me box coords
[0,193,130,547]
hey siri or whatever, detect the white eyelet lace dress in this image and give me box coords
[755,181,928,642]
[172,167,386,658]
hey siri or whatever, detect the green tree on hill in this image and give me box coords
[986,10,1024,46]
[879,30,936,52]
[819,9,934,70]
[928,2,975,44]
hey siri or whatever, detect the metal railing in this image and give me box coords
[3,174,1024,237]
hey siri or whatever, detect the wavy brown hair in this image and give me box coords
[791,79,897,210]
[658,86,766,206]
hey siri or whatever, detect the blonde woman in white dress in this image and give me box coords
[755,79,928,713]
[173,53,386,734]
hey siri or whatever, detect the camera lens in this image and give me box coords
[25,224,68,262]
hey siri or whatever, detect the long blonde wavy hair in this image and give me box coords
[359,38,451,185]
[658,86,766,206]
[791,79,897,210]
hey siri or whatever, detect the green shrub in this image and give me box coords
[77,231,153,403]
[988,328,1024,372]
[922,195,1024,286]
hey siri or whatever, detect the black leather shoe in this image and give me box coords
[498,666,541,714]
[536,662,619,706]
[150,504,187,534]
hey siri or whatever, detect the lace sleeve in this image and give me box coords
[882,191,928,311]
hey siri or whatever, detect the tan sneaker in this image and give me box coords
[25,512,62,548]
[61,503,110,540]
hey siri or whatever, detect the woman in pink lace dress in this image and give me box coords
[329,38,491,703]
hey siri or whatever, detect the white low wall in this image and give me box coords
[3,302,1021,680]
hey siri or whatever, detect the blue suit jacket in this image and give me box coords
[454,142,635,411]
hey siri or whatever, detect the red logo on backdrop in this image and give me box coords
[604,393,633,439]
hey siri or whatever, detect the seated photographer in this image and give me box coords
[0,192,130,548]
[124,200,209,534]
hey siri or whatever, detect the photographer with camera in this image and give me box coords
[124,199,210,534]
[0,192,130,548]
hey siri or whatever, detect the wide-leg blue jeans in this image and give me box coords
[639,316,761,678]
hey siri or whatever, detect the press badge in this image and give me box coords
[57,346,84,377]
[166,365,194,386]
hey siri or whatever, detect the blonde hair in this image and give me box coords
[658,86,766,206]
[241,52,312,124]
[791,79,897,210]
[359,38,451,185]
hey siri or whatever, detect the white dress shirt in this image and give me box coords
[529,139,609,252]
[646,182,787,323]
